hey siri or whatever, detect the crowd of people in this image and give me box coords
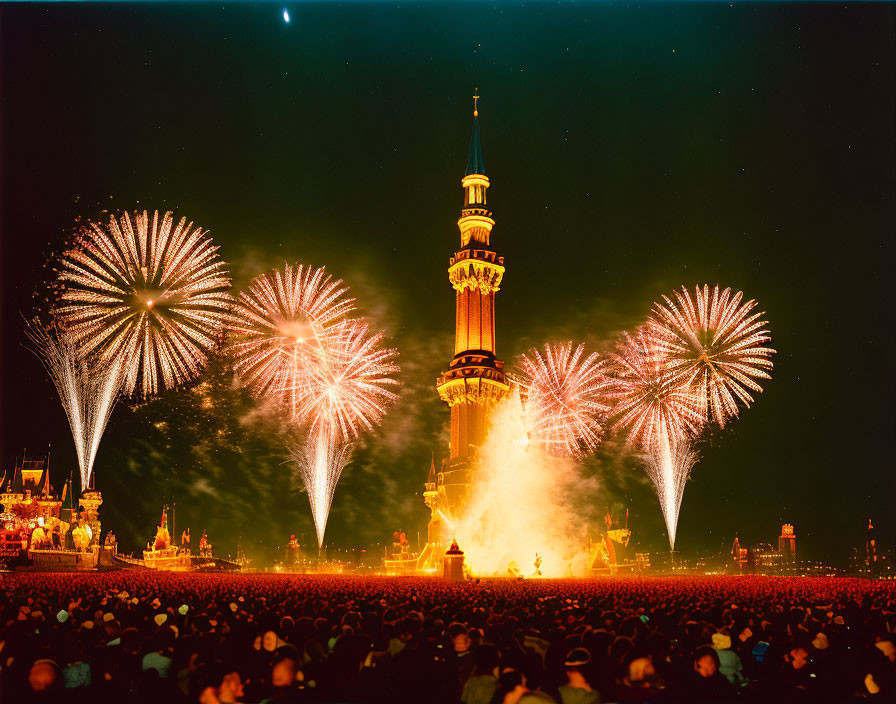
[1,573,894,703]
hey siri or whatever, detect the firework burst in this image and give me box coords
[515,342,610,458]
[229,263,354,419]
[648,285,775,427]
[25,320,122,489]
[54,210,232,396]
[293,319,400,442]
[609,328,703,448]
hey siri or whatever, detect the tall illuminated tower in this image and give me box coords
[425,91,510,552]
[778,523,796,563]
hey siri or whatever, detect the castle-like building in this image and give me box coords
[0,452,103,550]
[0,454,66,522]
[421,93,511,562]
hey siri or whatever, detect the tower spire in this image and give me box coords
[427,454,437,485]
[465,89,486,177]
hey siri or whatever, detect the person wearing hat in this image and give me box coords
[711,632,745,687]
[558,647,600,704]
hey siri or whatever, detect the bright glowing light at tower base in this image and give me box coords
[453,392,596,577]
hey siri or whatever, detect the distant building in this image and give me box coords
[754,542,785,570]
[730,529,796,575]
[778,523,796,563]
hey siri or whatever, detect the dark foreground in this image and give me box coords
[1,573,894,703]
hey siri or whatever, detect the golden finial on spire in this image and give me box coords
[473,88,480,117]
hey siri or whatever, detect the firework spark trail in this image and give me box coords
[643,428,698,549]
[55,210,232,397]
[229,263,354,420]
[648,284,775,427]
[25,321,123,489]
[287,319,399,546]
[610,328,703,549]
[515,342,610,458]
[289,424,353,549]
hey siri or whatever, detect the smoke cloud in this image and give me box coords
[454,391,603,577]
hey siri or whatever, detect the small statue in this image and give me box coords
[288,534,300,565]
[199,529,212,557]
[30,525,48,550]
[71,519,92,551]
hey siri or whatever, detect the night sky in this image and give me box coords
[2,3,893,565]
